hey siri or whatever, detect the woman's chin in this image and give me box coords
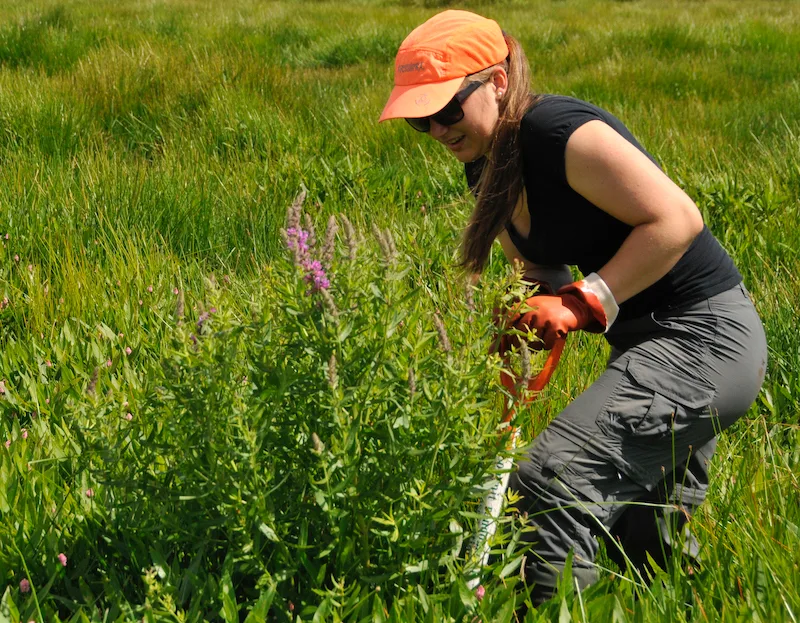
[450,145,478,163]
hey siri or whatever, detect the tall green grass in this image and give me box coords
[1,0,799,621]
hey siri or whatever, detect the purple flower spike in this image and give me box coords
[285,221,332,294]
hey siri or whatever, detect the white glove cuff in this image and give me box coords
[583,272,619,332]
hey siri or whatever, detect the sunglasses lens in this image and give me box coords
[403,79,484,133]
[431,99,464,126]
[405,117,431,133]
[405,99,463,133]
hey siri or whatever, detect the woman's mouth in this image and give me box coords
[445,136,465,150]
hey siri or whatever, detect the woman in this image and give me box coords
[379,10,767,605]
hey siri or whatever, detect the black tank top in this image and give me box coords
[464,95,742,326]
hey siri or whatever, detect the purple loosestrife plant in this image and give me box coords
[284,226,331,295]
[281,188,334,294]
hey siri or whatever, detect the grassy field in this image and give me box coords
[0,0,799,621]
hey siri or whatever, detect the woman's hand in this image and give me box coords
[495,274,615,352]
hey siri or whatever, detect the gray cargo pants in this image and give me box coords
[508,283,767,602]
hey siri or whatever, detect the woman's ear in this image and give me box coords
[491,67,509,101]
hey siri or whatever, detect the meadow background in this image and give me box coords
[0,0,798,621]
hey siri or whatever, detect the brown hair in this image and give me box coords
[459,33,540,274]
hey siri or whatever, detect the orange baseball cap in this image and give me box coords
[379,10,508,123]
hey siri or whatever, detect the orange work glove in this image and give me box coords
[503,273,619,352]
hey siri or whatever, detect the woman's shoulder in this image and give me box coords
[518,95,623,182]
[521,95,609,138]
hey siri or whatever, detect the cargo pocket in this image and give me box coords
[596,357,717,490]
[598,358,716,440]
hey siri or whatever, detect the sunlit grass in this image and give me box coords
[0,0,798,621]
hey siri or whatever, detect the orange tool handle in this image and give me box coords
[498,337,565,425]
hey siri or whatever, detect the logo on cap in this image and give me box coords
[415,93,430,107]
[398,62,425,73]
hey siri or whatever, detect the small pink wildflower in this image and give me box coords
[118,332,124,338]
[173,287,179,295]
[138,299,143,306]
[27,264,33,272]
[19,578,30,593]
[125,347,132,355]
[147,285,153,293]
[4,440,10,449]
[58,553,67,567]
[85,488,94,498]
[21,428,27,439]
[123,401,129,407]
[45,398,50,404]
[4,233,8,240]
[106,359,112,367]
[0,379,5,393]
[125,413,133,421]
[46,360,52,367]
[14,254,19,262]
[475,584,485,601]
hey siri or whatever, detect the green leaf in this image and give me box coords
[492,594,515,623]
[457,578,478,610]
[149,548,169,580]
[219,574,238,623]
[97,323,118,341]
[312,596,331,623]
[258,523,279,542]
[416,584,430,614]
[338,321,354,342]
[558,597,571,623]
[611,596,628,623]
[371,593,386,623]
[0,586,19,623]
[244,587,276,623]
[499,556,522,579]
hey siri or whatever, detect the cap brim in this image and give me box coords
[379,76,464,123]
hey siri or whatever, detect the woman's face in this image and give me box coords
[428,68,507,164]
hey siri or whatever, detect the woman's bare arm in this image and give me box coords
[564,120,704,305]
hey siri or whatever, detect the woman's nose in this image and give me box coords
[429,120,448,138]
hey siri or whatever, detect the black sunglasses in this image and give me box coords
[405,79,487,133]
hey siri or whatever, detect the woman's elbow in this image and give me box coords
[682,199,705,242]
[658,198,704,255]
